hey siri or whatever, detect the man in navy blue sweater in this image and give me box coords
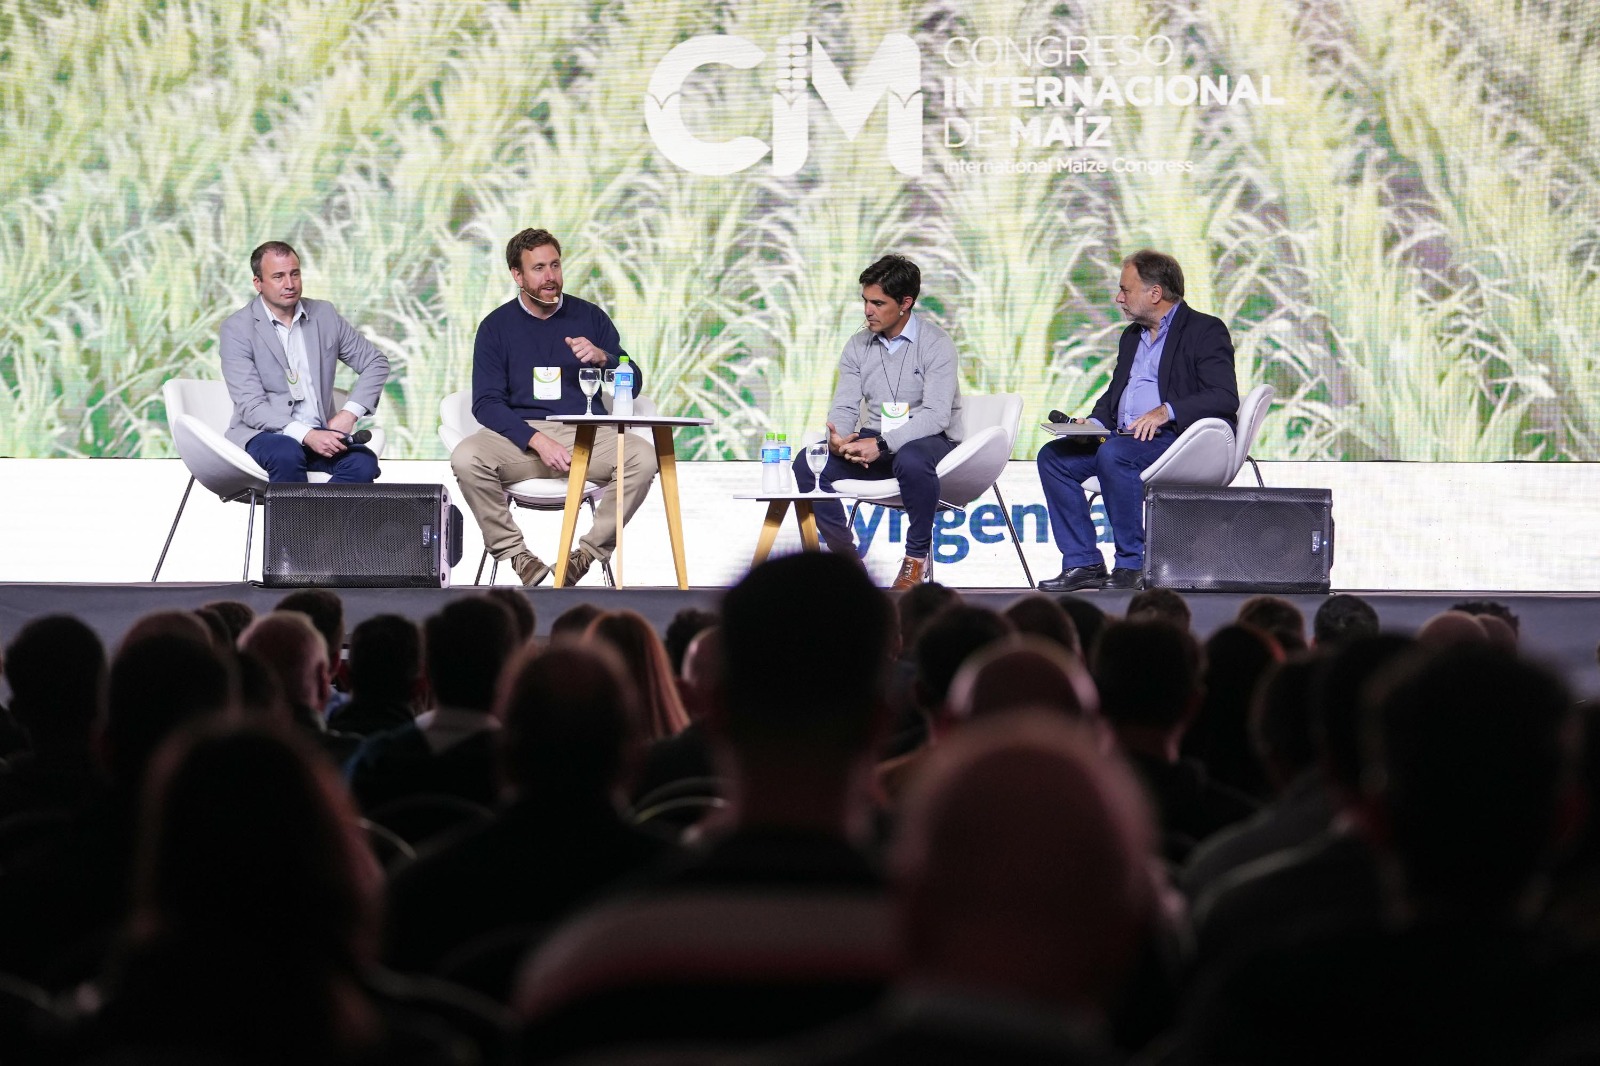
[451,229,656,586]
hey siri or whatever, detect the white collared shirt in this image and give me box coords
[262,297,367,443]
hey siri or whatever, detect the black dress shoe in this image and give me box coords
[1038,564,1108,592]
[1104,567,1143,590]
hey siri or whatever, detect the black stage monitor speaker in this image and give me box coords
[1143,486,1334,594]
[263,483,463,588]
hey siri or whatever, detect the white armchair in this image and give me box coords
[152,378,387,580]
[438,389,654,585]
[831,393,1033,586]
[1082,383,1275,503]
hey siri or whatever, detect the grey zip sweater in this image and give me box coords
[825,314,963,452]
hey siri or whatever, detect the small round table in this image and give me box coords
[733,490,843,566]
[546,413,712,589]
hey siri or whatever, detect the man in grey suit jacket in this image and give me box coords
[218,241,389,483]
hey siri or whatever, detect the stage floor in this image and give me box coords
[3,582,1598,698]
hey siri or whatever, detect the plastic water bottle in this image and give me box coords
[612,356,634,418]
[777,433,793,491]
[761,432,780,492]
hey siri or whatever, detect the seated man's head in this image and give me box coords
[1313,593,1380,648]
[714,555,893,814]
[496,643,641,805]
[1364,646,1576,917]
[946,637,1099,725]
[1092,620,1202,759]
[1236,595,1306,654]
[105,633,237,792]
[346,614,424,712]
[913,607,1014,724]
[894,711,1155,1018]
[4,614,106,751]
[423,597,518,714]
[239,612,330,721]
[274,590,346,682]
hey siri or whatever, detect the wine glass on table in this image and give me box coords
[578,368,600,415]
[805,439,829,493]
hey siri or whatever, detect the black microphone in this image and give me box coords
[1048,409,1071,423]
[340,429,372,447]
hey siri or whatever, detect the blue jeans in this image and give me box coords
[793,434,954,558]
[245,432,380,484]
[1037,431,1174,570]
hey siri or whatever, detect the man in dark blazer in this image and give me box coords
[217,241,388,482]
[1037,250,1237,591]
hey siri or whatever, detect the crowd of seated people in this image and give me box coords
[0,568,1597,1063]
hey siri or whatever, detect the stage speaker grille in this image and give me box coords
[263,483,462,588]
[1142,486,1334,594]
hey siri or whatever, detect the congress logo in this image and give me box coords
[645,33,923,178]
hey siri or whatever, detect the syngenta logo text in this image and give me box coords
[645,34,923,177]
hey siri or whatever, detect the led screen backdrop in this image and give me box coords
[1,0,1596,461]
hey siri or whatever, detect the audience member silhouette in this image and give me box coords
[0,615,105,819]
[1416,608,1491,648]
[662,606,718,677]
[513,554,898,1061]
[486,587,537,644]
[1311,592,1379,647]
[385,643,672,998]
[1092,620,1257,864]
[547,602,603,644]
[199,598,256,643]
[586,610,689,741]
[1181,646,1597,1064]
[1002,594,1083,656]
[0,630,235,989]
[1056,594,1109,659]
[59,725,477,1064]
[346,596,517,811]
[1181,657,1329,898]
[779,712,1155,1065]
[240,611,360,764]
[1235,595,1306,654]
[1126,587,1192,630]
[1182,623,1283,800]
[632,626,720,806]
[330,614,425,737]
[1190,635,1415,965]
[945,637,1100,725]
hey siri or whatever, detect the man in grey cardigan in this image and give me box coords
[217,241,388,483]
[792,255,962,590]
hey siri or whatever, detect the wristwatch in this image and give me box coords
[874,433,890,454]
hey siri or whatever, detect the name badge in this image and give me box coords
[286,368,305,403]
[533,366,562,401]
[881,401,911,433]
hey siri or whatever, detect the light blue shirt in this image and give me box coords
[871,309,919,356]
[262,296,366,443]
[1115,302,1179,431]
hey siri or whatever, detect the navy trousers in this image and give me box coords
[793,434,954,558]
[1037,430,1174,570]
[245,432,380,484]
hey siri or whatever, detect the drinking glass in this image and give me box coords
[805,439,829,492]
[578,368,600,415]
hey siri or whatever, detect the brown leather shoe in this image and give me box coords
[563,548,596,586]
[510,552,551,587]
[891,555,929,590]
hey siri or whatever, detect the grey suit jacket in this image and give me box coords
[218,296,389,447]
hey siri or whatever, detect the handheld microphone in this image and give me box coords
[1048,409,1071,423]
[339,429,372,447]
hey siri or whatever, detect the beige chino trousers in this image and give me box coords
[450,421,658,563]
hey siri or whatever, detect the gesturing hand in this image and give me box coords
[529,432,573,473]
[826,421,859,458]
[565,336,609,366]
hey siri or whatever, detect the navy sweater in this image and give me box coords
[471,295,644,449]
